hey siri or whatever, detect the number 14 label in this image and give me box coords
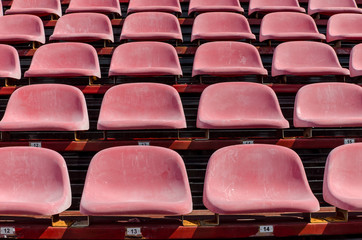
[259,225,273,233]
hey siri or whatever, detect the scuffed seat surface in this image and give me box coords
[350,44,362,77]
[189,0,243,15]
[0,147,71,215]
[249,0,305,16]
[97,83,186,130]
[127,0,181,14]
[272,41,349,77]
[327,14,362,43]
[308,0,362,16]
[294,82,362,128]
[25,42,101,78]
[203,144,320,214]
[121,12,182,41]
[192,41,267,77]
[0,14,45,44]
[0,44,21,80]
[260,12,325,42]
[0,84,89,131]
[66,0,121,15]
[324,143,362,210]
[80,146,193,215]
[50,13,114,43]
[5,0,62,17]
[109,42,182,77]
[197,82,289,129]
[191,12,255,42]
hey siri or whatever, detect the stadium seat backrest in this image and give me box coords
[97,83,186,130]
[0,84,89,131]
[197,82,289,129]
[191,12,255,42]
[80,146,193,215]
[50,13,114,43]
[203,144,320,214]
[0,147,71,215]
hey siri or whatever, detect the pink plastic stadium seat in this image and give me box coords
[5,0,62,17]
[98,83,186,130]
[127,0,181,15]
[50,13,114,43]
[248,0,305,16]
[80,146,192,215]
[272,41,349,77]
[66,0,121,16]
[0,84,89,131]
[260,12,325,42]
[0,1,3,16]
[327,14,362,43]
[308,0,362,16]
[324,143,362,211]
[120,12,183,42]
[0,147,71,215]
[0,45,21,80]
[25,42,101,79]
[203,144,320,214]
[192,42,267,77]
[197,82,289,129]
[0,15,45,45]
[109,42,182,77]
[191,12,255,42]
[189,0,243,16]
[350,44,362,77]
[294,83,362,128]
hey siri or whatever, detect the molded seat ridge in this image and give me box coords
[203,144,320,214]
[80,146,192,215]
[97,83,186,130]
[121,12,182,41]
[191,12,255,42]
[0,147,71,215]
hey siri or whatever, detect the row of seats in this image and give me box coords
[1,41,361,81]
[2,0,362,17]
[1,11,362,45]
[1,143,361,222]
[2,82,362,134]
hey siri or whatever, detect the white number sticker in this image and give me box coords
[243,140,254,145]
[126,228,142,237]
[259,225,273,233]
[29,142,42,148]
[344,138,355,145]
[138,141,150,146]
[1,227,15,235]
